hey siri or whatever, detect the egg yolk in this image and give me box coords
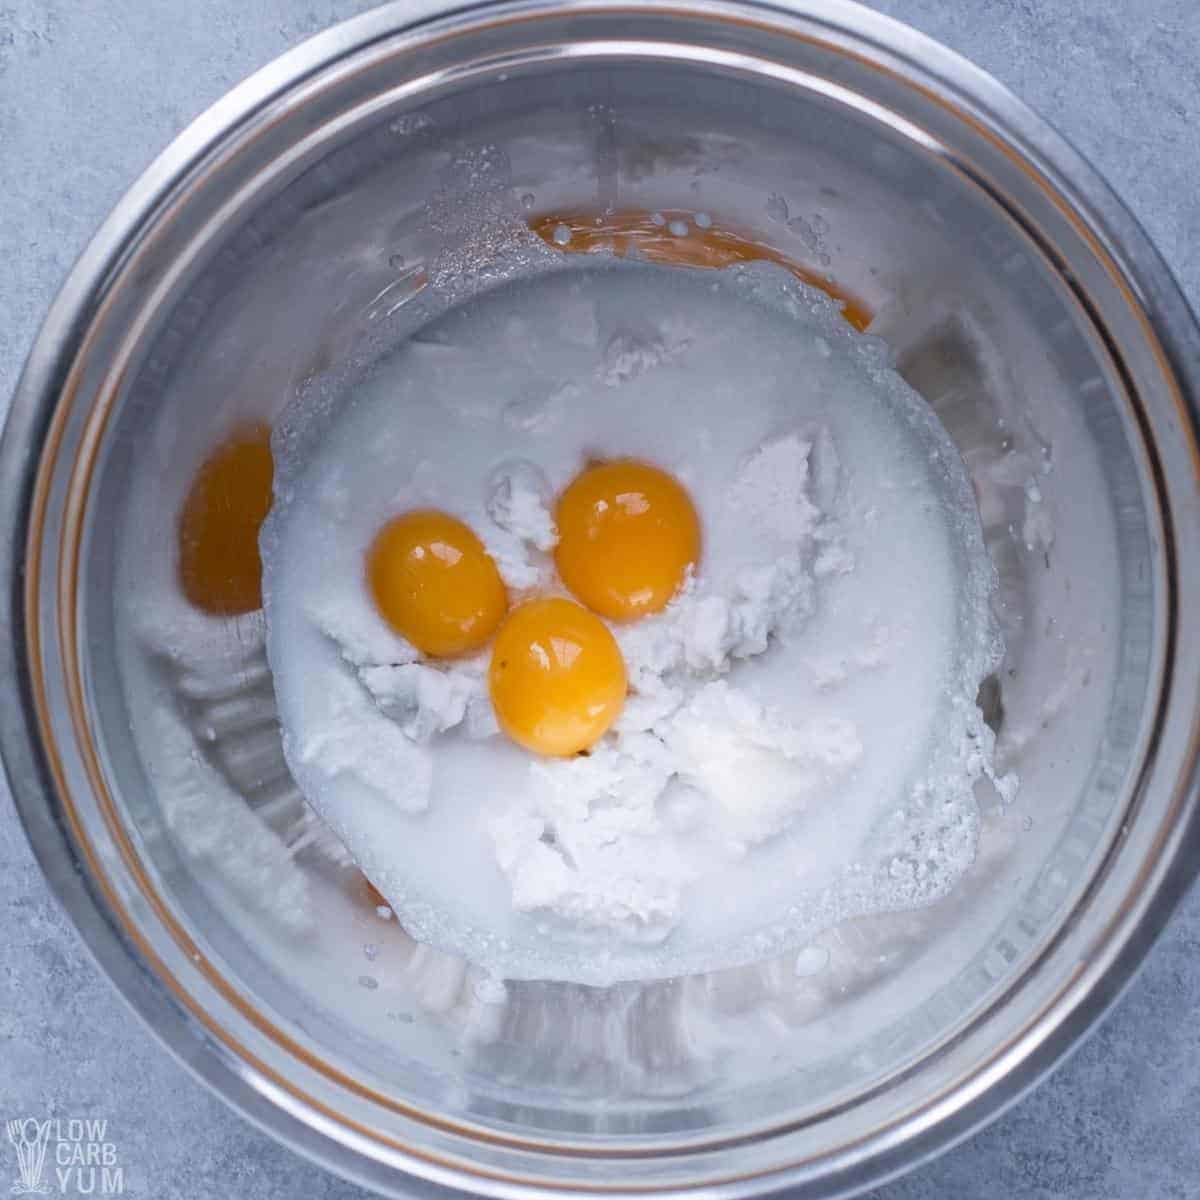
[178,423,274,616]
[489,597,627,756]
[367,510,507,658]
[555,460,701,622]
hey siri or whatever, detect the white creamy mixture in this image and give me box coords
[262,261,1006,984]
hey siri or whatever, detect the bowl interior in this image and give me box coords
[28,5,1186,1193]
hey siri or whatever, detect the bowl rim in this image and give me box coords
[2,1,1199,1197]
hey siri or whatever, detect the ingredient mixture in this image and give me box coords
[261,259,1006,984]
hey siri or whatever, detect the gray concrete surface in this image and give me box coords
[1,1,1198,1197]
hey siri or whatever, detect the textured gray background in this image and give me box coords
[1,1,1198,1197]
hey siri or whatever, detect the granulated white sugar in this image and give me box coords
[261,259,1009,984]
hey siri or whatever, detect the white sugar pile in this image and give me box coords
[262,259,1009,984]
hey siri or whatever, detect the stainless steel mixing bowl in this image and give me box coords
[3,1,1199,1196]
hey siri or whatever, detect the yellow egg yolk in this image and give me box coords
[178,423,274,616]
[554,460,701,622]
[367,510,507,658]
[489,597,627,756]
